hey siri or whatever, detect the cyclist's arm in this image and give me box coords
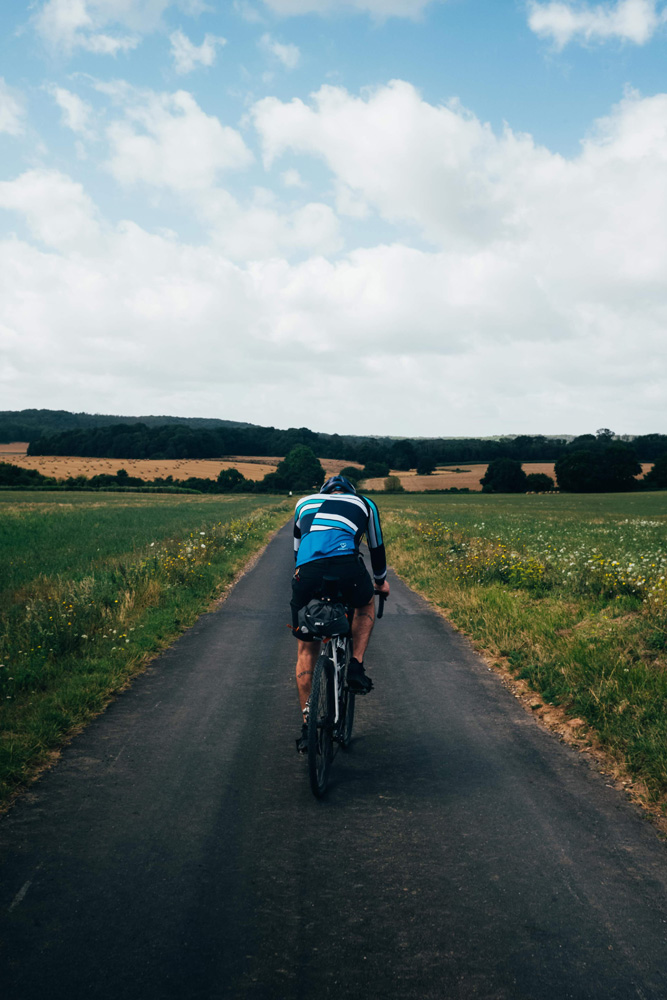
[293,503,302,562]
[363,496,388,586]
[294,519,301,562]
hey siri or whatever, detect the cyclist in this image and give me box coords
[291,474,390,752]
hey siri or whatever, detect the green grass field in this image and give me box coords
[379,492,667,803]
[0,492,290,807]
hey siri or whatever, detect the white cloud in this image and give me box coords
[105,89,253,190]
[2,83,667,433]
[48,85,95,135]
[31,0,205,55]
[259,0,440,17]
[528,0,667,49]
[32,0,140,55]
[2,214,663,431]
[0,79,26,135]
[169,29,226,74]
[251,82,667,276]
[199,187,343,258]
[258,32,300,68]
[249,82,667,425]
[253,81,521,248]
[0,169,101,250]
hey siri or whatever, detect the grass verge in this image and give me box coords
[379,493,667,809]
[0,492,290,808]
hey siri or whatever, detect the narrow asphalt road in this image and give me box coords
[2,523,667,1000]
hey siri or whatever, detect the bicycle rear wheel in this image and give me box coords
[308,652,334,798]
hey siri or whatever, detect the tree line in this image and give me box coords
[24,417,667,470]
[0,408,251,444]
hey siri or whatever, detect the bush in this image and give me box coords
[384,475,405,493]
[525,472,555,492]
[0,462,54,487]
[480,458,527,493]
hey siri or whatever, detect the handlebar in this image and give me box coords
[376,592,387,619]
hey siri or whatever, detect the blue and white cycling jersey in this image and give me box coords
[294,492,387,582]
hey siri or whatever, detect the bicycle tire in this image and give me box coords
[308,651,334,798]
[339,640,355,748]
[340,690,355,748]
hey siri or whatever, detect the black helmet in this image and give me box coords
[320,475,357,495]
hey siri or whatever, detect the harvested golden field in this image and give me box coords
[2,450,362,483]
[6,455,278,481]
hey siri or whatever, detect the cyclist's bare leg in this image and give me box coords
[296,638,320,715]
[351,598,375,663]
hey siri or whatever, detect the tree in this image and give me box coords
[555,443,641,492]
[362,460,390,479]
[217,468,246,492]
[384,475,405,493]
[269,446,325,491]
[390,441,417,471]
[600,443,641,490]
[525,472,555,492]
[416,458,436,476]
[480,458,527,493]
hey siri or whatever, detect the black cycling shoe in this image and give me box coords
[296,722,308,754]
[347,657,373,694]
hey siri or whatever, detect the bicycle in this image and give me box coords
[305,580,386,798]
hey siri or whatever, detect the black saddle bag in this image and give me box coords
[297,599,350,639]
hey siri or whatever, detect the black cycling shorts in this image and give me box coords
[291,554,375,641]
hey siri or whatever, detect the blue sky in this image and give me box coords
[1,0,666,435]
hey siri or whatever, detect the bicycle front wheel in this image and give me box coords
[308,652,334,798]
[339,641,355,748]
[340,689,355,748]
